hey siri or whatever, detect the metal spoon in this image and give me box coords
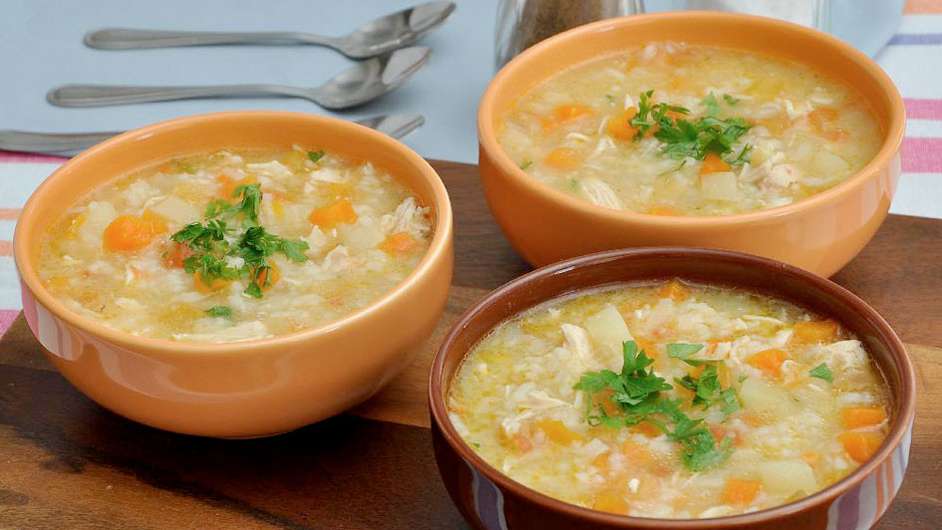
[0,114,426,156]
[84,1,456,59]
[46,46,431,109]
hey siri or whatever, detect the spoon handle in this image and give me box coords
[47,84,311,107]
[0,115,426,156]
[84,28,336,50]
[0,130,121,156]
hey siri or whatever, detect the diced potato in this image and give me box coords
[811,150,849,176]
[759,460,817,496]
[149,195,200,225]
[739,377,795,417]
[585,304,633,366]
[700,171,739,201]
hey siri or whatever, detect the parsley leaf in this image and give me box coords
[723,94,740,105]
[231,184,263,226]
[702,92,720,117]
[667,343,705,363]
[520,160,533,170]
[809,363,833,382]
[307,150,325,163]
[205,306,232,319]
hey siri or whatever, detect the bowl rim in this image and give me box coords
[477,11,906,226]
[429,247,915,528]
[13,110,453,355]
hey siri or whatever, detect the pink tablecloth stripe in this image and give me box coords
[904,98,942,120]
[0,309,19,336]
[901,137,942,172]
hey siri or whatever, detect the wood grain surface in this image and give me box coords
[0,160,939,529]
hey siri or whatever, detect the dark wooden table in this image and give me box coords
[1,160,939,529]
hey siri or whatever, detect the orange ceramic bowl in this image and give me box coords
[14,111,454,438]
[478,12,905,276]
[430,248,915,530]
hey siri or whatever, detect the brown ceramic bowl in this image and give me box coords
[478,12,905,276]
[14,111,453,438]
[430,248,914,529]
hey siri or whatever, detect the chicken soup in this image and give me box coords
[38,148,432,342]
[497,42,882,216]
[448,280,890,518]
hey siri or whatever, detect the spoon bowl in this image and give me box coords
[84,1,455,59]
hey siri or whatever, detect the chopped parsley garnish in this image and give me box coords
[169,183,309,299]
[307,150,325,163]
[205,306,232,318]
[809,363,833,382]
[630,90,753,165]
[520,160,533,170]
[575,340,736,472]
[723,94,740,105]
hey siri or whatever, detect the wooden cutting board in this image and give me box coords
[0,160,939,529]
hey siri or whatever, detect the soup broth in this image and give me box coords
[449,280,890,518]
[38,148,432,342]
[497,42,882,216]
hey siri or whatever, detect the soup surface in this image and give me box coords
[449,281,890,518]
[39,148,432,342]
[497,42,882,216]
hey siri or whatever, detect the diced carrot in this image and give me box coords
[700,152,731,175]
[746,348,787,378]
[216,174,257,198]
[721,478,762,506]
[309,199,358,229]
[808,108,839,129]
[535,419,584,445]
[791,320,840,345]
[543,104,594,131]
[647,205,678,216]
[193,272,231,294]
[839,431,883,463]
[658,279,689,302]
[808,108,848,142]
[687,364,706,378]
[758,115,792,136]
[606,108,639,140]
[823,128,849,142]
[631,421,662,438]
[622,440,669,476]
[163,242,192,268]
[593,491,630,515]
[512,433,533,453]
[710,424,742,447]
[543,147,583,170]
[379,232,418,254]
[591,453,610,474]
[103,212,167,252]
[595,388,621,417]
[251,262,281,292]
[841,406,887,429]
[216,174,236,198]
[740,411,766,427]
[540,420,585,444]
[801,450,820,467]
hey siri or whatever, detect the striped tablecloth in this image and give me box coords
[2,0,941,337]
